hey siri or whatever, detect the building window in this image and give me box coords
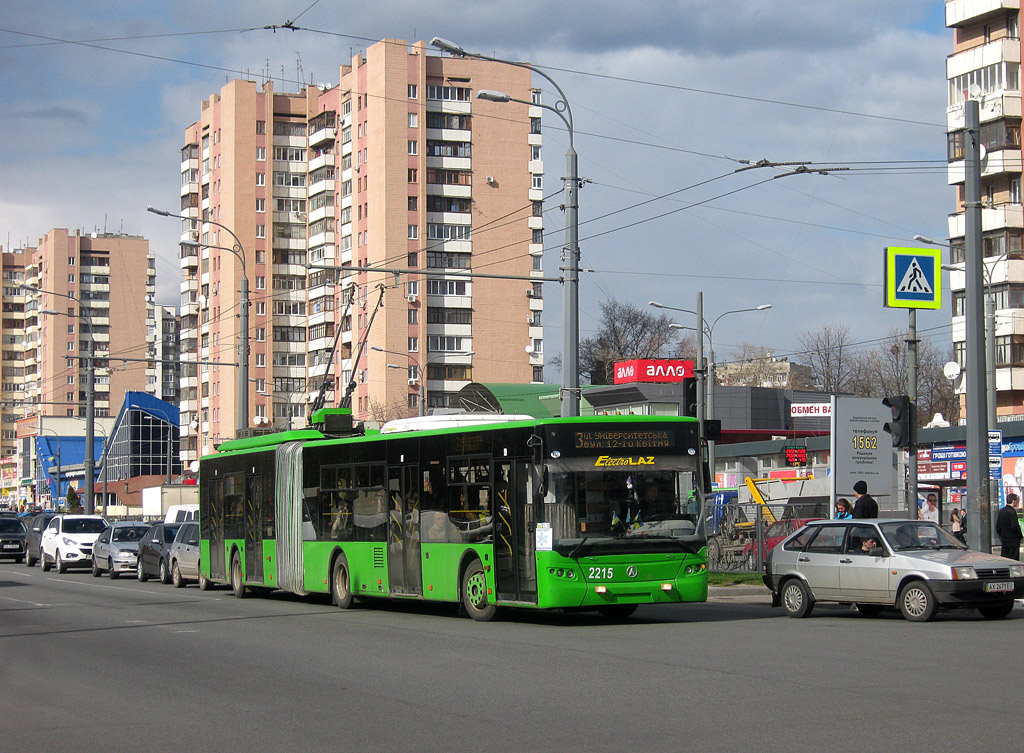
[408,140,418,155]
[1012,178,1021,205]
[68,274,75,283]
[408,225,419,240]
[408,112,418,128]
[531,117,542,134]
[408,337,418,352]
[256,224,266,238]
[533,366,544,382]
[255,328,266,342]
[256,120,266,134]
[255,276,266,290]
[532,229,543,244]
[408,84,418,98]
[408,281,419,297]
[256,302,266,315]
[256,173,265,186]
[256,198,265,213]
[257,146,266,161]
[256,353,266,367]
[408,308,418,324]
[532,175,543,190]
[532,145,541,160]
[408,168,418,183]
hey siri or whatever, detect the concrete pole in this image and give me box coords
[964,98,991,552]
[986,290,996,425]
[561,143,580,417]
[84,350,95,514]
[237,274,250,434]
[907,309,919,516]
[695,292,705,440]
[707,346,717,485]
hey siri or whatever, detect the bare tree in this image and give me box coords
[576,300,679,384]
[798,323,857,393]
[368,397,412,423]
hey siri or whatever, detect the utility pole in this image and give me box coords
[907,309,919,515]
[963,97,991,552]
[695,292,705,442]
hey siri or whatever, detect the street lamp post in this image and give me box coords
[656,299,772,481]
[149,208,249,435]
[372,345,475,417]
[431,37,580,418]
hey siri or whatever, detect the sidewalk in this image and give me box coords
[707,584,771,601]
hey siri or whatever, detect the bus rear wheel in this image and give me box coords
[331,554,353,609]
[461,557,497,622]
[230,552,247,599]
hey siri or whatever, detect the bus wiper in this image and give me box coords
[566,537,589,559]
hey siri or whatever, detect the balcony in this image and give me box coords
[309,124,336,147]
[948,148,1024,183]
[948,204,1024,236]
[947,92,1021,129]
[309,152,335,173]
[425,183,471,199]
[946,0,1020,28]
[947,38,1021,79]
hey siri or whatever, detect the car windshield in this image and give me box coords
[63,518,107,534]
[880,521,966,551]
[0,518,25,533]
[112,525,149,542]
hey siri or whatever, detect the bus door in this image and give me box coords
[207,477,226,580]
[494,460,537,603]
[387,465,422,595]
[244,474,264,583]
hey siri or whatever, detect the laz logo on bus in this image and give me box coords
[594,455,655,467]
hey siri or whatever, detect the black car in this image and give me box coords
[137,522,184,584]
[0,517,27,562]
[24,512,57,567]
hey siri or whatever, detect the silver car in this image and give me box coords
[764,519,1024,621]
[167,522,210,589]
[92,522,150,578]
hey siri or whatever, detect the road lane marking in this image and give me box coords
[44,577,204,599]
[0,595,68,607]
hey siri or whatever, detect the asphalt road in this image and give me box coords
[1,562,1019,752]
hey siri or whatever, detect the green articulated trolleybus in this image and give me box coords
[197,409,709,620]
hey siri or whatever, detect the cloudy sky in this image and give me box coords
[0,1,952,376]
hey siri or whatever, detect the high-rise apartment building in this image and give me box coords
[21,229,155,423]
[946,2,1023,417]
[1,247,31,458]
[152,305,181,403]
[177,39,543,463]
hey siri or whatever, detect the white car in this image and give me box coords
[40,514,108,573]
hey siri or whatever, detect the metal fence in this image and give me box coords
[706,501,828,573]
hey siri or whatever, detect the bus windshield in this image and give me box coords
[543,457,705,556]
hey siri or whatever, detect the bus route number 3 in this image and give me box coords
[588,566,614,580]
[852,434,877,450]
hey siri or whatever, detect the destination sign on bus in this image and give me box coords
[573,430,674,450]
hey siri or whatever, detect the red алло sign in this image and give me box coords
[613,359,694,384]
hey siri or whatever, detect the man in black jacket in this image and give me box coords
[852,480,878,519]
[995,493,1023,560]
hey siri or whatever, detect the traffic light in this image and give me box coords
[682,377,698,417]
[882,395,915,448]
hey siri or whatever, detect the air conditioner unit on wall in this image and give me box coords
[408,378,419,386]
[407,294,418,303]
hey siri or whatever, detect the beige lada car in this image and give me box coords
[764,519,1024,621]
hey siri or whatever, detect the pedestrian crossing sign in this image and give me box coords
[885,246,942,309]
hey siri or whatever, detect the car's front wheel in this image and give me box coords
[198,564,212,591]
[781,578,814,618]
[26,548,37,567]
[978,600,1014,619]
[40,550,51,572]
[137,562,148,582]
[55,551,67,574]
[108,559,119,579]
[898,580,937,622]
[172,561,185,588]
[91,558,101,577]
[158,558,171,585]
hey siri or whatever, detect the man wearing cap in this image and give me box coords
[852,480,878,519]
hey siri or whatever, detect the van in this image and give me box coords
[164,504,199,524]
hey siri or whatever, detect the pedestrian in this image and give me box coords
[950,507,966,544]
[851,480,878,519]
[835,499,853,519]
[996,493,1023,560]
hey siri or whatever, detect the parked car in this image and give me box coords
[24,511,57,567]
[742,517,823,567]
[137,522,184,584]
[765,518,1024,621]
[91,521,150,578]
[39,514,108,573]
[168,522,211,589]
[0,516,27,562]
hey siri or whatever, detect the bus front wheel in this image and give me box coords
[461,557,497,622]
[230,552,247,599]
[331,554,353,609]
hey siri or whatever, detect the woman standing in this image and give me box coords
[951,507,966,544]
[835,499,853,519]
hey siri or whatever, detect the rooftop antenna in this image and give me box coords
[296,52,304,89]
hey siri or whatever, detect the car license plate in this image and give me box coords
[2,544,17,549]
[985,581,1014,593]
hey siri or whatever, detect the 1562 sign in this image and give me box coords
[852,434,878,450]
